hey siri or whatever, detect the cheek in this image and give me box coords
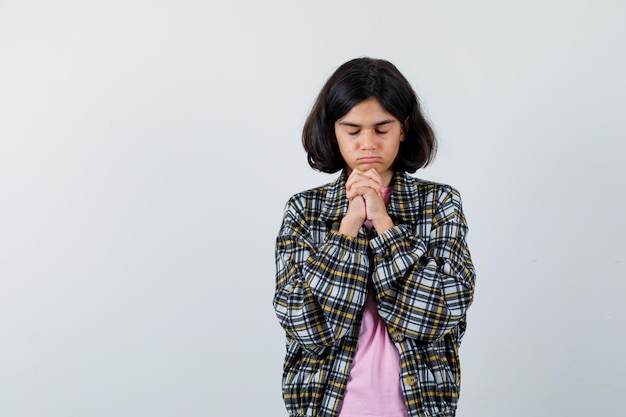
[336,136,354,152]
[389,141,402,158]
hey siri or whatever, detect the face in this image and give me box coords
[334,97,405,186]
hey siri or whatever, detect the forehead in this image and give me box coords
[337,98,397,124]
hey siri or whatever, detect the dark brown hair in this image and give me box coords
[302,57,437,173]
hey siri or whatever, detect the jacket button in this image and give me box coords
[391,331,404,342]
[406,375,418,386]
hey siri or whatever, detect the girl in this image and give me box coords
[273,58,476,417]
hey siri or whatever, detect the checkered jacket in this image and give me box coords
[273,171,476,417]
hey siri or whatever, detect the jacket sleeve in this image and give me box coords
[370,186,476,343]
[273,195,369,353]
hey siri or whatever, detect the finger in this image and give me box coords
[350,178,383,196]
[364,169,383,190]
[350,184,384,202]
[350,169,382,193]
[347,182,374,199]
[346,186,360,200]
[347,169,365,184]
[346,169,371,192]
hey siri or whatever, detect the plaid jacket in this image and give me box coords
[274,171,476,417]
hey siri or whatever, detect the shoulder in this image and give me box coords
[282,176,342,217]
[397,172,462,204]
[285,179,334,207]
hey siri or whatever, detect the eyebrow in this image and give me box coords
[338,119,396,128]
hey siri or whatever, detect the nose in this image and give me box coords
[360,129,376,150]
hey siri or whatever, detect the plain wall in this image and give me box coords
[1,1,624,416]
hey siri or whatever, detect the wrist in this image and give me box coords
[339,215,363,237]
[372,215,394,233]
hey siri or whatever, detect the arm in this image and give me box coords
[370,186,476,343]
[273,196,369,353]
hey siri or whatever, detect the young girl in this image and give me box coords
[273,58,476,417]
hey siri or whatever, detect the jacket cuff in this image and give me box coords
[369,224,413,256]
[327,229,369,253]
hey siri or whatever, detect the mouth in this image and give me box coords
[358,157,380,164]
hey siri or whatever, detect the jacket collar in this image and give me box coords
[319,171,421,223]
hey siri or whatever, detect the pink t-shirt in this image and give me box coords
[338,187,408,417]
[338,292,407,417]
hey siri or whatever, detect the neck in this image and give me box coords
[381,171,394,188]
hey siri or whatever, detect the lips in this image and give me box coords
[358,157,380,164]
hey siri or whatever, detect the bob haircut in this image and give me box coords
[302,57,437,174]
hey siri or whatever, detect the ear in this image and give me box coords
[400,117,410,141]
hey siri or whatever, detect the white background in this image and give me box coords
[1,1,624,416]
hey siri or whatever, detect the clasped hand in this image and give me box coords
[339,169,394,237]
